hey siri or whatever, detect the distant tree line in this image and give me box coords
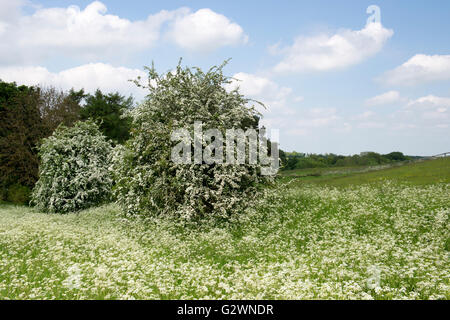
[279,150,410,171]
[0,80,134,203]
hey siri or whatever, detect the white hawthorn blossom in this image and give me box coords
[31,121,113,213]
[113,61,273,219]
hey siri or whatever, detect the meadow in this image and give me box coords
[0,158,449,299]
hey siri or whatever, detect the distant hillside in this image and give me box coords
[282,157,450,186]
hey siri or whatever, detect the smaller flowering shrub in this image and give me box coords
[31,121,113,213]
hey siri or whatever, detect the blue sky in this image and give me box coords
[1,0,449,155]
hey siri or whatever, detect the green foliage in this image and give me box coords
[0,82,85,202]
[31,121,113,213]
[80,89,133,144]
[0,80,135,205]
[0,81,32,106]
[39,87,83,134]
[113,61,271,219]
[0,81,43,193]
[7,184,31,205]
[279,149,287,167]
[384,151,408,161]
[281,151,410,171]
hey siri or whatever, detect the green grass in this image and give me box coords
[0,158,449,299]
[281,157,450,186]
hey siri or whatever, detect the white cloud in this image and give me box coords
[352,110,386,129]
[296,108,340,128]
[225,72,294,115]
[407,95,450,109]
[354,111,375,120]
[390,95,450,129]
[0,0,23,22]
[365,90,401,106]
[224,72,315,138]
[0,1,179,64]
[225,74,347,138]
[0,63,147,99]
[379,54,450,86]
[272,22,393,73]
[355,94,450,131]
[357,121,386,129]
[167,8,248,52]
[405,95,450,123]
[226,72,290,99]
[286,108,343,137]
[0,2,246,64]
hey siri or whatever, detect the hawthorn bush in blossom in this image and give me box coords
[31,121,113,213]
[113,61,273,219]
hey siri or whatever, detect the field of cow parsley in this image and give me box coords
[0,181,448,300]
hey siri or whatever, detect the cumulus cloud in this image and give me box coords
[0,0,24,23]
[390,95,450,129]
[225,73,350,137]
[407,95,450,109]
[224,72,320,139]
[272,22,393,73]
[0,63,148,99]
[349,110,387,129]
[225,72,294,115]
[354,111,376,120]
[226,72,291,100]
[0,2,247,64]
[167,8,248,52]
[379,54,450,86]
[356,93,450,132]
[296,108,340,128]
[365,91,401,106]
[357,121,386,129]
[283,107,349,137]
[406,95,450,122]
[0,1,182,64]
